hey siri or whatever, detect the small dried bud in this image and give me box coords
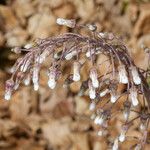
[94,115,104,125]
[14,72,24,90]
[4,79,15,100]
[119,125,128,142]
[73,61,81,81]
[78,80,88,96]
[63,75,73,88]
[129,87,139,106]
[11,47,21,54]
[56,18,76,28]
[86,24,97,31]
[100,89,109,97]
[98,129,108,136]
[94,110,110,125]
[110,91,118,103]
[24,43,33,49]
[89,101,96,110]
[48,69,57,89]
[112,138,119,150]
[131,66,141,85]
[98,32,114,40]
[123,101,131,120]
[118,65,128,84]
[24,74,31,86]
[65,51,77,60]
[89,68,99,88]
[85,47,101,58]
[54,51,62,60]
[20,59,31,72]
[32,65,40,91]
[39,49,51,64]
[88,80,96,99]
[134,144,142,150]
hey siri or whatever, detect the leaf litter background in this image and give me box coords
[0,0,150,150]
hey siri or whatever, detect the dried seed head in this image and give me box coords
[118,65,128,84]
[56,18,76,28]
[112,138,119,150]
[131,66,141,85]
[89,68,99,88]
[88,80,96,99]
[73,61,81,81]
[4,79,15,100]
[129,87,139,106]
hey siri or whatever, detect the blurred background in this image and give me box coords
[0,0,150,150]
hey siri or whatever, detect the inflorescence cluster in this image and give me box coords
[4,18,150,150]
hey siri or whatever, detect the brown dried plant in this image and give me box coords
[4,18,150,150]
